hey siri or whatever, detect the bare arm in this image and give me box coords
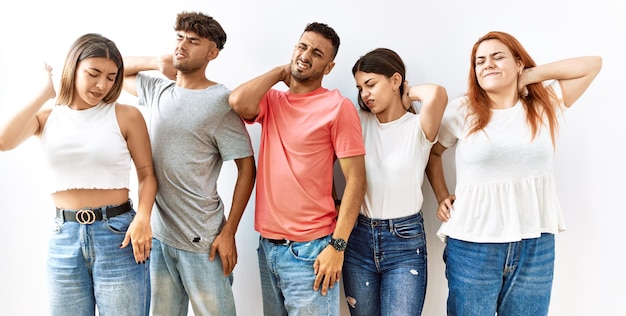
[407,83,448,142]
[519,56,602,107]
[313,154,366,295]
[210,156,256,275]
[228,65,291,121]
[117,104,157,263]
[0,64,55,151]
[425,142,454,222]
[123,55,176,96]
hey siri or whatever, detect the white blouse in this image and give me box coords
[437,81,567,243]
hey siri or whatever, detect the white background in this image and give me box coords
[0,1,624,315]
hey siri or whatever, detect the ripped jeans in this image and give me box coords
[342,212,427,316]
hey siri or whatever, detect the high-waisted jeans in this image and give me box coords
[444,233,555,316]
[47,208,149,316]
[343,212,428,316]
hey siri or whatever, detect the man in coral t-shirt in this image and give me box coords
[229,22,366,316]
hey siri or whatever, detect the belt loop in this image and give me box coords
[389,218,394,232]
[101,205,109,220]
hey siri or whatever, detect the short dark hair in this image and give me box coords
[303,22,340,59]
[175,11,227,50]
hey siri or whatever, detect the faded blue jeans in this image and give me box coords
[444,233,555,316]
[150,238,236,316]
[342,212,428,316]
[257,234,339,316]
[47,207,150,316]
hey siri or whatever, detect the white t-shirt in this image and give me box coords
[437,80,567,243]
[359,110,435,219]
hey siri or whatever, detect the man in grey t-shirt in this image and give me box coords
[122,12,255,316]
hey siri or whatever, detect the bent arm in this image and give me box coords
[425,142,455,221]
[409,84,448,142]
[0,64,55,151]
[210,155,256,275]
[313,154,366,295]
[123,55,175,97]
[118,105,157,262]
[228,65,290,121]
[520,56,602,107]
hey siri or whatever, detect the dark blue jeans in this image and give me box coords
[343,212,428,316]
[444,233,555,316]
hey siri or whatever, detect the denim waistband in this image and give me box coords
[357,211,423,229]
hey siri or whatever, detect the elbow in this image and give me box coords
[592,56,603,75]
[434,85,449,107]
[228,92,246,116]
[228,92,257,121]
[0,136,16,152]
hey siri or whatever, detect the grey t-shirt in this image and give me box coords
[136,73,254,253]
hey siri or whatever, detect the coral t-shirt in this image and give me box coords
[247,87,365,241]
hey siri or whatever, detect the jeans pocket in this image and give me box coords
[103,211,135,234]
[51,217,64,233]
[289,237,329,262]
[393,220,424,239]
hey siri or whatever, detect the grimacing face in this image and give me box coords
[474,39,522,94]
[289,31,335,83]
[72,57,118,109]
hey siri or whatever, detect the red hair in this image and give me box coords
[466,31,560,146]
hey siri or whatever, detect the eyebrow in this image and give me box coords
[356,77,374,89]
[177,32,201,42]
[476,51,506,60]
[89,67,117,76]
[299,42,326,57]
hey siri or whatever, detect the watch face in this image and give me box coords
[330,238,347,251]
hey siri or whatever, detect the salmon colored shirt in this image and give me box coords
[246,87,365,241]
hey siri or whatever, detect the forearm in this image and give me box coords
[123,56,162,76]
[229,66,287,120]
[425,152,451,203]
[135,173,157,220]
[523,56,602,85]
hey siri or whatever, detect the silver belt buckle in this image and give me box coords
[76,209,97,224]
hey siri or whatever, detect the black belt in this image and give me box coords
[56,199,133,224]
[262,237,291,245]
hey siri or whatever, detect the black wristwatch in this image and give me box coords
[329,238,347,251]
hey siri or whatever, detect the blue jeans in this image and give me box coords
[342,213,428,316]
[150,238,236,316]
[47,208,150,316]
[444,234,555,316]
[257,234,339,316]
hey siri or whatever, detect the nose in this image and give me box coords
[360,89,369,100]
[300,48,312,62]
[483,57,495,68]
[95,77,107,90]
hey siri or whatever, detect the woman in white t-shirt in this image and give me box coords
[342,48,448,316]
[425,31,602,315]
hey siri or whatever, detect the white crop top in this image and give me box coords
[41,102,131,193]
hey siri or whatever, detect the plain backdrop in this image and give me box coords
[0,1,624,315]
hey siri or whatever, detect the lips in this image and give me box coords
[296,59,310,70]
[483,72,499,78]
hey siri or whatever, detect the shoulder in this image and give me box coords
[114,103,145,127]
